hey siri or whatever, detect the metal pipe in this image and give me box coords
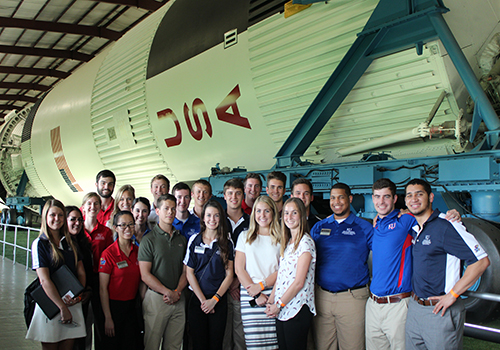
[428,13,500,131]
[338,128,419,156]
[465,323,500,343]
[463,291,500,303]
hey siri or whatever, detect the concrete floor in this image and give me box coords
[0,258,39,349]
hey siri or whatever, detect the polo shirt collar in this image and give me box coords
[424,209,441,225]
[113,239,134,256]
[326,212,356,225]
[379,209,400,223]
[195,233,219,250]
[156,225,180,239]
[187,212,199,224]
[40,232,67,248]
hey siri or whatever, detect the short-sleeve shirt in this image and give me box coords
[310,213,373,292]
[412,210,488,298]
[138,225,187,290]
[226,212,250,246]
[274,234,316,321]
[173,213,201,240]
[97,198,114,226]
[235,230,280,283]
[99,240,140,301]
[183,233,235,296]
[370,210,415,296]
[32,234,80,276]
[85,222,113,273]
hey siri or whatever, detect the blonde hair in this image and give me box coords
[280,198,309,257]
[246,196,280,245]
[40,199,79,265]
[109,185,135,228]
[81,192,101,207]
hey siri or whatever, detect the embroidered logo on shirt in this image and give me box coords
[422,235,431,246]
[388,223,396,230]
[342,228,355,236]
[100,258,106,266]
[474,244,480,253]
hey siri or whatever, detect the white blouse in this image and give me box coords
[236,230,280,283]
[274,234,316,321]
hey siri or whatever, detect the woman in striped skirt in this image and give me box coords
[234,195,281,349]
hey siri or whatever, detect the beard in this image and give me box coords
[97,188,112,199]
[333,207,349,218]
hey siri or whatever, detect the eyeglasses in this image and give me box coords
[116,223,134,229]
[68,217,83,223]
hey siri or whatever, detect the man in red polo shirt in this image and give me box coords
[95,170,116,225]
[242,173,262,215]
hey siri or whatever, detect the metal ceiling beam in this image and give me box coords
[0,45,93,61]
[0,17,122,41]
[0,94,38,103]
[98,0,165,11]
[0,82,50,91]
[0,66,70,79]
[0,105,22,110]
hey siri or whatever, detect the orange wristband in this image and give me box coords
[450,289,459,298]
[259,282,265,291]
[212,295,220,303]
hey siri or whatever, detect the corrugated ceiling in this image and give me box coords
[0,0,168,121]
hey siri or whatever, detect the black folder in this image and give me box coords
[30,265,84,319]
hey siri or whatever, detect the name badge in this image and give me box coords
[117,261,128,269]
[195,246,205,254]
[320,229,331,236]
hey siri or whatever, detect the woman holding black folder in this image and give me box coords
[26,200,87,350]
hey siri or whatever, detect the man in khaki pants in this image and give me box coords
[310,183,373,350]
[139,194,188,350]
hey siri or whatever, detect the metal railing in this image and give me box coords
[0,223,40,269]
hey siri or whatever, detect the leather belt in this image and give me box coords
[370,292,411,304]
[411,291,439,306]
[320,284,366,294]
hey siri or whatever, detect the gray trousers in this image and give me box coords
[405,297,465,350]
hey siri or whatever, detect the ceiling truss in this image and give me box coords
[0,0,169,121]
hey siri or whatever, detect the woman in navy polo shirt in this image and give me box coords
[184,200,234,350]
[26,200,86,349]
[99,210,141,350]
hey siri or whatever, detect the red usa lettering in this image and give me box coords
[157,85,251,148]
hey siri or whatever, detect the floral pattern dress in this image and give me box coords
[274,234,316,321]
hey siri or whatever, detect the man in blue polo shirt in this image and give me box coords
[405,179,490,350]
[311,182,373,350]
[172,182,200,240]
[366,178,415,350]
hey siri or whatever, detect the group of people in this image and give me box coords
[25,168,490,350]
